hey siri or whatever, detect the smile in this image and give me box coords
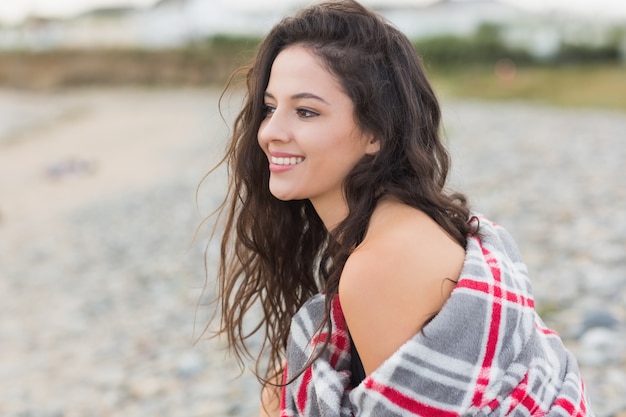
[271,156,304,165]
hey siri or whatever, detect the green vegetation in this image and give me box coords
[413,24,533,67]
[1,32,624,111]
[413,24,626,110]
[414,23,625,67]
[0,36,261,89]
[428,64,626,111]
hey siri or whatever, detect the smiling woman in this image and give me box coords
[207,1,593,417]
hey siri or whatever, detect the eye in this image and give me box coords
[296,108,319,119]
[263,104,276,117]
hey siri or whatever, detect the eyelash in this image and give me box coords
[296,108,319,118]
[262,105,319,119]
[263,105,276,117]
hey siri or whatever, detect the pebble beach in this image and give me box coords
[0,88,624,416]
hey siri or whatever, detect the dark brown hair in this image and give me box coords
[211,0,471,389]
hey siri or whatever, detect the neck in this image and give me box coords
[310,195,349,233]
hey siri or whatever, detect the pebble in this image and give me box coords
[578,328,624,366]
[582,309,620,332]
[177,351,206,379]
[0,89,624,416]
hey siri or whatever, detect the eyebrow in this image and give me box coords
[264,91,330,105]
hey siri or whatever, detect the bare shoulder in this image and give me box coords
[338,199,465,375]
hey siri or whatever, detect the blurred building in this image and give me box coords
[381,0,521,38]
[60,7,138,49]
[0,0,624,61]
[0,0,295,50]
[379,0,563,58]
[132,0,296,48]
[0,8,139,50]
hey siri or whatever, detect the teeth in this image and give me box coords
[271,156,304,165]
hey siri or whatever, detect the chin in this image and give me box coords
[269,190,297,202]
[269,183,303,202]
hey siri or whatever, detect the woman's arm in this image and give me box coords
[259,363,284,417]
[259,383,280,417]
[339,205,465,375]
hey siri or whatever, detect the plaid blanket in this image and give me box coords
[280,217,592,416]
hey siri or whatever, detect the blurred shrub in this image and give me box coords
[199,34,261,53]
[414,23,623,68]
[414,24,533,68]
[0,35,261,89]
[0,29,622,90]
[554,43,620,65]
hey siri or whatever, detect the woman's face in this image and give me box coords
[257,45,378,225]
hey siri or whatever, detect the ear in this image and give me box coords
[365,135,380,155]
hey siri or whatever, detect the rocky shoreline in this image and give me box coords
[0,88,624,416]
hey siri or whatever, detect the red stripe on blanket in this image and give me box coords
[580,381,588,415]
[507,373,528,413]
[460,278,558,339]
[535,321,559,336]
[364,378,459,417]
[470,238,503,409]
[307,297,351,370]
[311,330,350,369]
[457,280,535,309]
[552,381,587,417]
[280,366,289,417]
[506,373,548,416]
[294,296,351,415]
[554,397,583,417]
[521,395,545,416]
[297,367,312,414]
[331,296,351,367]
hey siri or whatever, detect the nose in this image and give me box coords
[258,107,291,147]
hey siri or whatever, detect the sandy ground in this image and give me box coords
[0,87,236,229]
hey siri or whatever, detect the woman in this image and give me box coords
[211,1,592,416]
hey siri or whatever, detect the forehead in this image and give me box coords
[266,45,343,95]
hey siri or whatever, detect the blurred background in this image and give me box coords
[0,0,624,416]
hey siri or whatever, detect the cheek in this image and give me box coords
[314,140,366,178]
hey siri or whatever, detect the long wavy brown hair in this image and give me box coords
[211,0,472,390]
